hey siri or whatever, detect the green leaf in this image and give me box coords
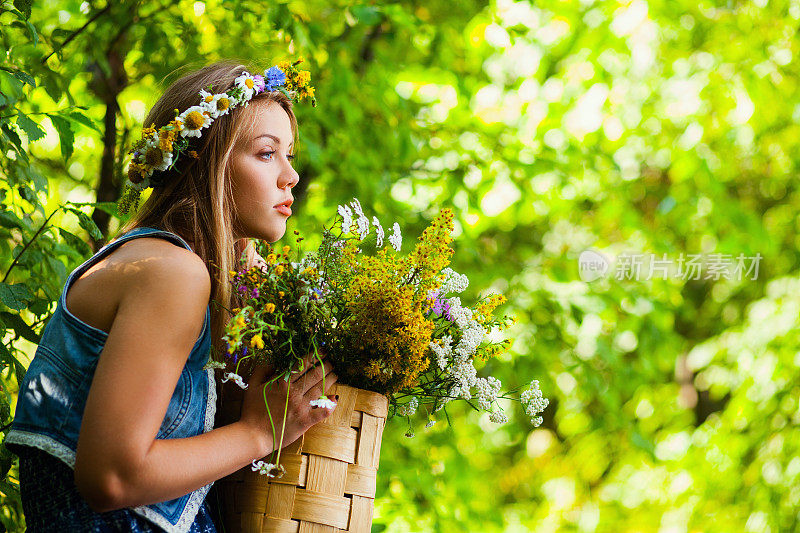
[0,312,40,344]
[0,342,26,384]
[25,19,38,46]
[13,0,31,19]
[0,283,33,311]
[58,227,91,256]
[65,207,103,241]
[49,115,74,161]
[67,201,118,218]
[61,111,101,134]
[0,124,24,157]
[0,70,24,103]
[631,429,656,461]
[51,28,73,44]
[10,70,35,88]
[0,210,23,230]
[15,112,45,142]
[350,5,382,25]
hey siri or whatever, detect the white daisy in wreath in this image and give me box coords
[202,92,234,119]
[178,105,212,138]
[139,134,173,172]
[233,71,258,102]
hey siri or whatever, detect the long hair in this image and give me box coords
[116,60,299,358]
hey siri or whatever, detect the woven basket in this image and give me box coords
[218,383,388,532]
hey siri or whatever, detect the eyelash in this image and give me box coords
[260,150,295,163]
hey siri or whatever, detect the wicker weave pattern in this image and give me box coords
[220,383,388,532]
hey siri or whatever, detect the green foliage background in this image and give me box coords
[1,0,797,531]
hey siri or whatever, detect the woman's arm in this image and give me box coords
[74,248,336,512]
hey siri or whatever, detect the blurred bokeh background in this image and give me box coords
[2,0,799,531]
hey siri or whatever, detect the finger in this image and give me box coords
[304,372,338,401]
[298,361,334,395]
[291,354,328,384]
[309,398,338,423]
[288,353,317,381]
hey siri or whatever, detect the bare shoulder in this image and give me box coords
[115,238,210,301]
[65,237,209,335]
[106,237,211,357]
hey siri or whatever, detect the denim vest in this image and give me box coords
[6,226,217,533]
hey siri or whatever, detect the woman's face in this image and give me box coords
[230,100,299,242]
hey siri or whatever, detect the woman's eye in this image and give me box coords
[260,151,275,161]
[287,154,296,162]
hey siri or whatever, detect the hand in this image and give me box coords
[238,353,338,457]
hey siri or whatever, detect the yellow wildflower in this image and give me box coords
[250,334,264,349]
[264,303,276,313]
[275,265,284,276]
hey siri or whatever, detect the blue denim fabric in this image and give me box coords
[6,226,217,532]
[18,446,218,532]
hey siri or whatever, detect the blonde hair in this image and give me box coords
[117,60,299,358]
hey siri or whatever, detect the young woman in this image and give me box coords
[6,60,335,532]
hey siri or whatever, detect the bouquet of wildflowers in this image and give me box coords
[216,199,548,474]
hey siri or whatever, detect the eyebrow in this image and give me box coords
[253,133,293,148]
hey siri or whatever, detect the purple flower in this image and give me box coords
[251,287,259,298]
[253,74,266,93]
[234,345,247,364]
[264,66,286,92]
[428,293,453,320]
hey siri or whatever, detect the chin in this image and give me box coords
[263,222,287,243]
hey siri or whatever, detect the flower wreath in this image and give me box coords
[117,59,316,214]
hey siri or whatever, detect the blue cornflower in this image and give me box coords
[265,66,286,92]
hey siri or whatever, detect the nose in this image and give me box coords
[280,159,299,190]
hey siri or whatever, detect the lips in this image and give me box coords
[274,198,293,217]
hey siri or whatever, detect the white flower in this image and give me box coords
[440,267,469,294]
[425,419,436,428]
[251,460,275,475]
[373,216,384,247]
[448,359,477,400]
[139,134,173,172]
[454,323,484,358]
[521,380,549,426]
[203,360,226,370]
[221,372,248,389]
[475,376,502,411]
[234,71,257,102]
[389,223,402,251]
[396,397,418,416]
[310,397,337,409]
[201,91,234,119]
[489,410,509,424]
[178,105,212,138]
[356,214,370,240]
[350,198,364,217]
[430,335,453,370]
[337,204,353,234]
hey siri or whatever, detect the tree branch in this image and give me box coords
[41,4,112,64]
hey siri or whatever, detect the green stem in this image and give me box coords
[273,379,291,468]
